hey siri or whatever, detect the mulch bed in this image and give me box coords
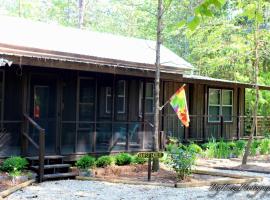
[82,164,233,184]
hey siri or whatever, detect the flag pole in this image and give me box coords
[159,84,186,111]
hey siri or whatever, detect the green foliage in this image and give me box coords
[75,155,95,169]
[234,140,247,157]
[169,147,196,180]
[259,139,270,155]
[95,156,113,168]
[215,139,229,158]
[132,155,147,164]
[250,140,261,156]
[187,143,202,154]
[202,138,217,158]
[115,153,132,166]
[0,156,28,176]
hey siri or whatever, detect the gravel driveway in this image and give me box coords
[6,169,270,200]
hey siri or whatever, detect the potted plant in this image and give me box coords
[75,155,95,177]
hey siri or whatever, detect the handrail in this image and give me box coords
[22,113,45,183]
[138,114,154,128]
[23,113,44,132]
[22,132,39,149]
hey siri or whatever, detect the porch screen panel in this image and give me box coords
[77,78,95,152]
[61,74,77,154]
[1,70,22,156]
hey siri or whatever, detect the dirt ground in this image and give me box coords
[196,155,270,173]
[86,164,231,184]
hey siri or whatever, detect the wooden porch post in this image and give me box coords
[21,72,28,156]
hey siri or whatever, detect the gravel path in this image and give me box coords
[6,169,270,200]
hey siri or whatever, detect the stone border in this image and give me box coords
[0,179,35,199]
[76,169,262,189]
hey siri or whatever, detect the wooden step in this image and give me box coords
[26,155,65,161]
[31,164,71,170]
[43,172,77,180]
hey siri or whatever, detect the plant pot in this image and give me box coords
[78,169,92,177]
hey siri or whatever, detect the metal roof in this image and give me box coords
[183,74,270,90]
[0,16,194,71]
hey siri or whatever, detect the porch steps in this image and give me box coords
[26,155,76,181]
[31,164,71,170]
[43,172,77,180]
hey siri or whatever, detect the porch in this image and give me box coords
[1,65,270,159]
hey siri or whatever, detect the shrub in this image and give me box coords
[169,147,196,180]
[203,139,217,158]
[215,140,229,158]
[0,156,28,176]
[259,139,270,155]
[96,156,113,167]
[132,155,147,164]
[115,153,132,166]
[166,143,178,152]
[250,140,261,156]
[75,155,95,169]
[234,140,247,157]
[187,143,202,154]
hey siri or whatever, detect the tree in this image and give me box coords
[152,0,163,172]
[78,0,85,28]
[242,0,265,165]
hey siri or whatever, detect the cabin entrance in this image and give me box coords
[29,74,58,155]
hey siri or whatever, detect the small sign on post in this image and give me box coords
[137,152,164,181]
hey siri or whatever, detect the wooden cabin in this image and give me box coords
[0,17,270,160]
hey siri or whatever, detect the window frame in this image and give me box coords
[116,80,126,114]
[208,88,233,123]
[139,82,154,115]
[105,86,112,114]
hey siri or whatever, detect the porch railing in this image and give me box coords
[22,113,45,183]
[162,114,270,141]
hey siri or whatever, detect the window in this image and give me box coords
[78,79,95,126]
[116,80,126,113]
[208,88,233,122]
[105,87,112,114]
[139,82,154,114]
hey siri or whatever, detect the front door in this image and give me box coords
[30,75,57,155]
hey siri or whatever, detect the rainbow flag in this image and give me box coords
[169,85,190,127]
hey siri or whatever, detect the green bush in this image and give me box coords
[203,139,217,158]
[234,140,247,157]
[259,139,270,155]
[75,155,95,169]
[166,143,178,152]
[132,155,147,164]
[169,147,196,180]
[187,143,202,154]
[96,156,113,167]
[0,156,28,176]
[115,153,132,166]
[215,140,229,158]
[250,140,261,156]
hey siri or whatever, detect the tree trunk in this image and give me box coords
[78,0,85,28]
[152,0,163,172]
[242,6,260,165]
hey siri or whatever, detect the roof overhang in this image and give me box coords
[183,74,270,91]
[0,52,184,81]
